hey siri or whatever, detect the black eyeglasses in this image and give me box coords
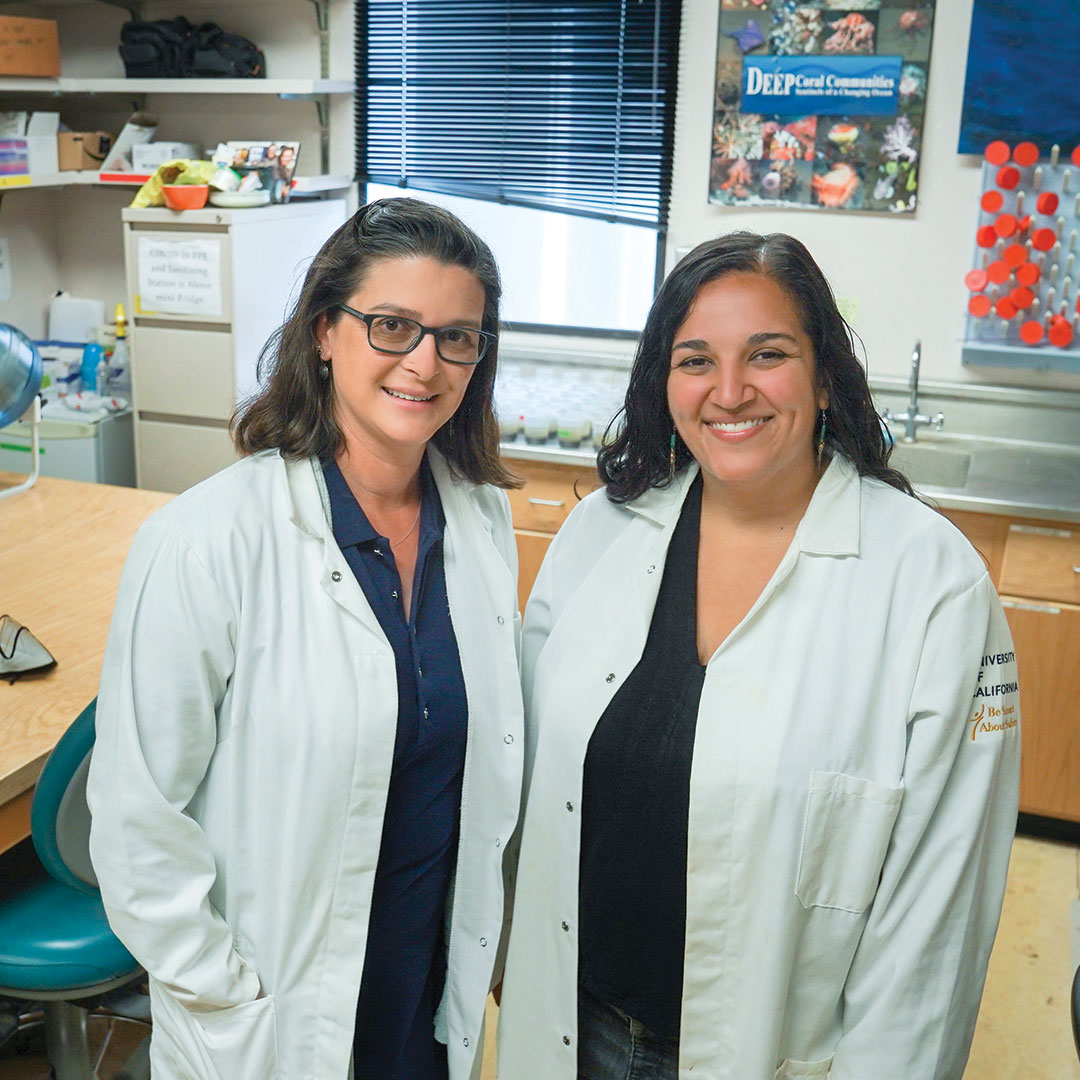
[335,303,495,366]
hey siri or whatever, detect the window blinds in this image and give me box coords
[357,0,682,227]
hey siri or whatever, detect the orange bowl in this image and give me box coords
[162,184,209,210]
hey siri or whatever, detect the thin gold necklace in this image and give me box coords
[389,503,422,548]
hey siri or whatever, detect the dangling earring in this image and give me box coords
[317,345,329,380]
[816,409,828,468]
[668,428,677,482]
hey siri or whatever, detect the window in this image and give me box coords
[357,1,682,333]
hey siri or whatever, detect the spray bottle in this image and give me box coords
[110,302,131,397]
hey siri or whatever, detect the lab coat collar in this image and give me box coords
[623,453,861,558]
[283,446,490,541]
[795,453,861,557]
[622,464,702,527]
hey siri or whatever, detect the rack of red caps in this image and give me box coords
[965,140,1080,349]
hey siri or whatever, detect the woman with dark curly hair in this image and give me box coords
[497,232,1019,1080]
[88,198,523,1080]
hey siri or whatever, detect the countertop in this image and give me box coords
[499,434,1080,525]
[494,356,1080,524]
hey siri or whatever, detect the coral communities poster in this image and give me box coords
[711,0,935,214]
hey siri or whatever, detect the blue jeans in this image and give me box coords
[577,985,680,1080]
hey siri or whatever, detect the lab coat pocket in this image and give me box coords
[775,1055,833,1078]
[795,771,903,914]
[150,980,279,1080]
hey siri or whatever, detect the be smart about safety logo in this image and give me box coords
[968,651,1018,740]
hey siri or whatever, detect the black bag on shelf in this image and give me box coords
[118,17,266,79]
[186,23,265,78]
[118,17,195,78]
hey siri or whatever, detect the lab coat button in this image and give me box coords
[497,615,505,624]
[565,801,574,812]
[463,1037,470,1048]
[504,734,514,744]
[330,570,342,582]
[495,838,501,848]
[605,673,615,683]
[423,707,429,719]
[480,937,487,946]
[563,1035,571,1046]
[647,564,655,573]
[561,921,569,931]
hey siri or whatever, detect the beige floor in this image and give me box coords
[966,834,1080,1079]
[1,835,1076,1079]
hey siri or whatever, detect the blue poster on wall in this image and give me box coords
[959,0,1080,156]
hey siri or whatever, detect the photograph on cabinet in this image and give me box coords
[710,0,936,214]
[212,140,301,203]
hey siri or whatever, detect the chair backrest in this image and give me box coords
[30,698,99,895]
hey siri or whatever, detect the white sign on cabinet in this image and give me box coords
[136,237,223,316]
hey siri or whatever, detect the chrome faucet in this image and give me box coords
[880,341,944,444]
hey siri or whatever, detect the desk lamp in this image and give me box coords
[0,323,43,500]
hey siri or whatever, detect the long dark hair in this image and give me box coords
[598,230,913,503]
[233,197,519,489]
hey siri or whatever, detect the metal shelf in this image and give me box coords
[0,77,352,95]
[0,171,352,192]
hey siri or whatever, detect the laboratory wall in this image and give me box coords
[667,0,1080,391]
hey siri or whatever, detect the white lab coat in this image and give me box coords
[87,448,524,1080]
[497,455,1020,1080]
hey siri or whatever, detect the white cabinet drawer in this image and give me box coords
[136,419,238,494]
[133,326,235,421]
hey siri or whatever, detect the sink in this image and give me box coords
[889,442,972,489]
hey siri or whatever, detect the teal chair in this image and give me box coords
[0,699,150,1079]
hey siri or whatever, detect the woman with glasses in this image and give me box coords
[496,232,1019,1080]
[88,198,523,1080]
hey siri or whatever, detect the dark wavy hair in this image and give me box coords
[598,230,913,503]
[233,197,519,489]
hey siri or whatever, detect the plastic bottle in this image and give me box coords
[95,348,110,397]
[110,303,131,396]
[79,342,105,393]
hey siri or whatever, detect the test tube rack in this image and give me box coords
[961,140,1080,374]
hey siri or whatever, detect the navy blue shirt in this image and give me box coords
[323,456,468,1080]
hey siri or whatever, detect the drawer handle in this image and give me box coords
[1074,565,1080,574]
[528,497,565,507]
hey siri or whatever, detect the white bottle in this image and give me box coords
[109,334,131,397]
[109,303,132,397]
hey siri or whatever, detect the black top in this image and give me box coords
[323,456,467,1080]
[578,473,705,1040]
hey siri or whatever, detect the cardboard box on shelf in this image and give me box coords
[58,131,112,171]
[131,142,201,171]
[0,16,60,78]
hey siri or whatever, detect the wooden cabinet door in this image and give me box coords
[515,529,553,613]
[1002,598,1080,821]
